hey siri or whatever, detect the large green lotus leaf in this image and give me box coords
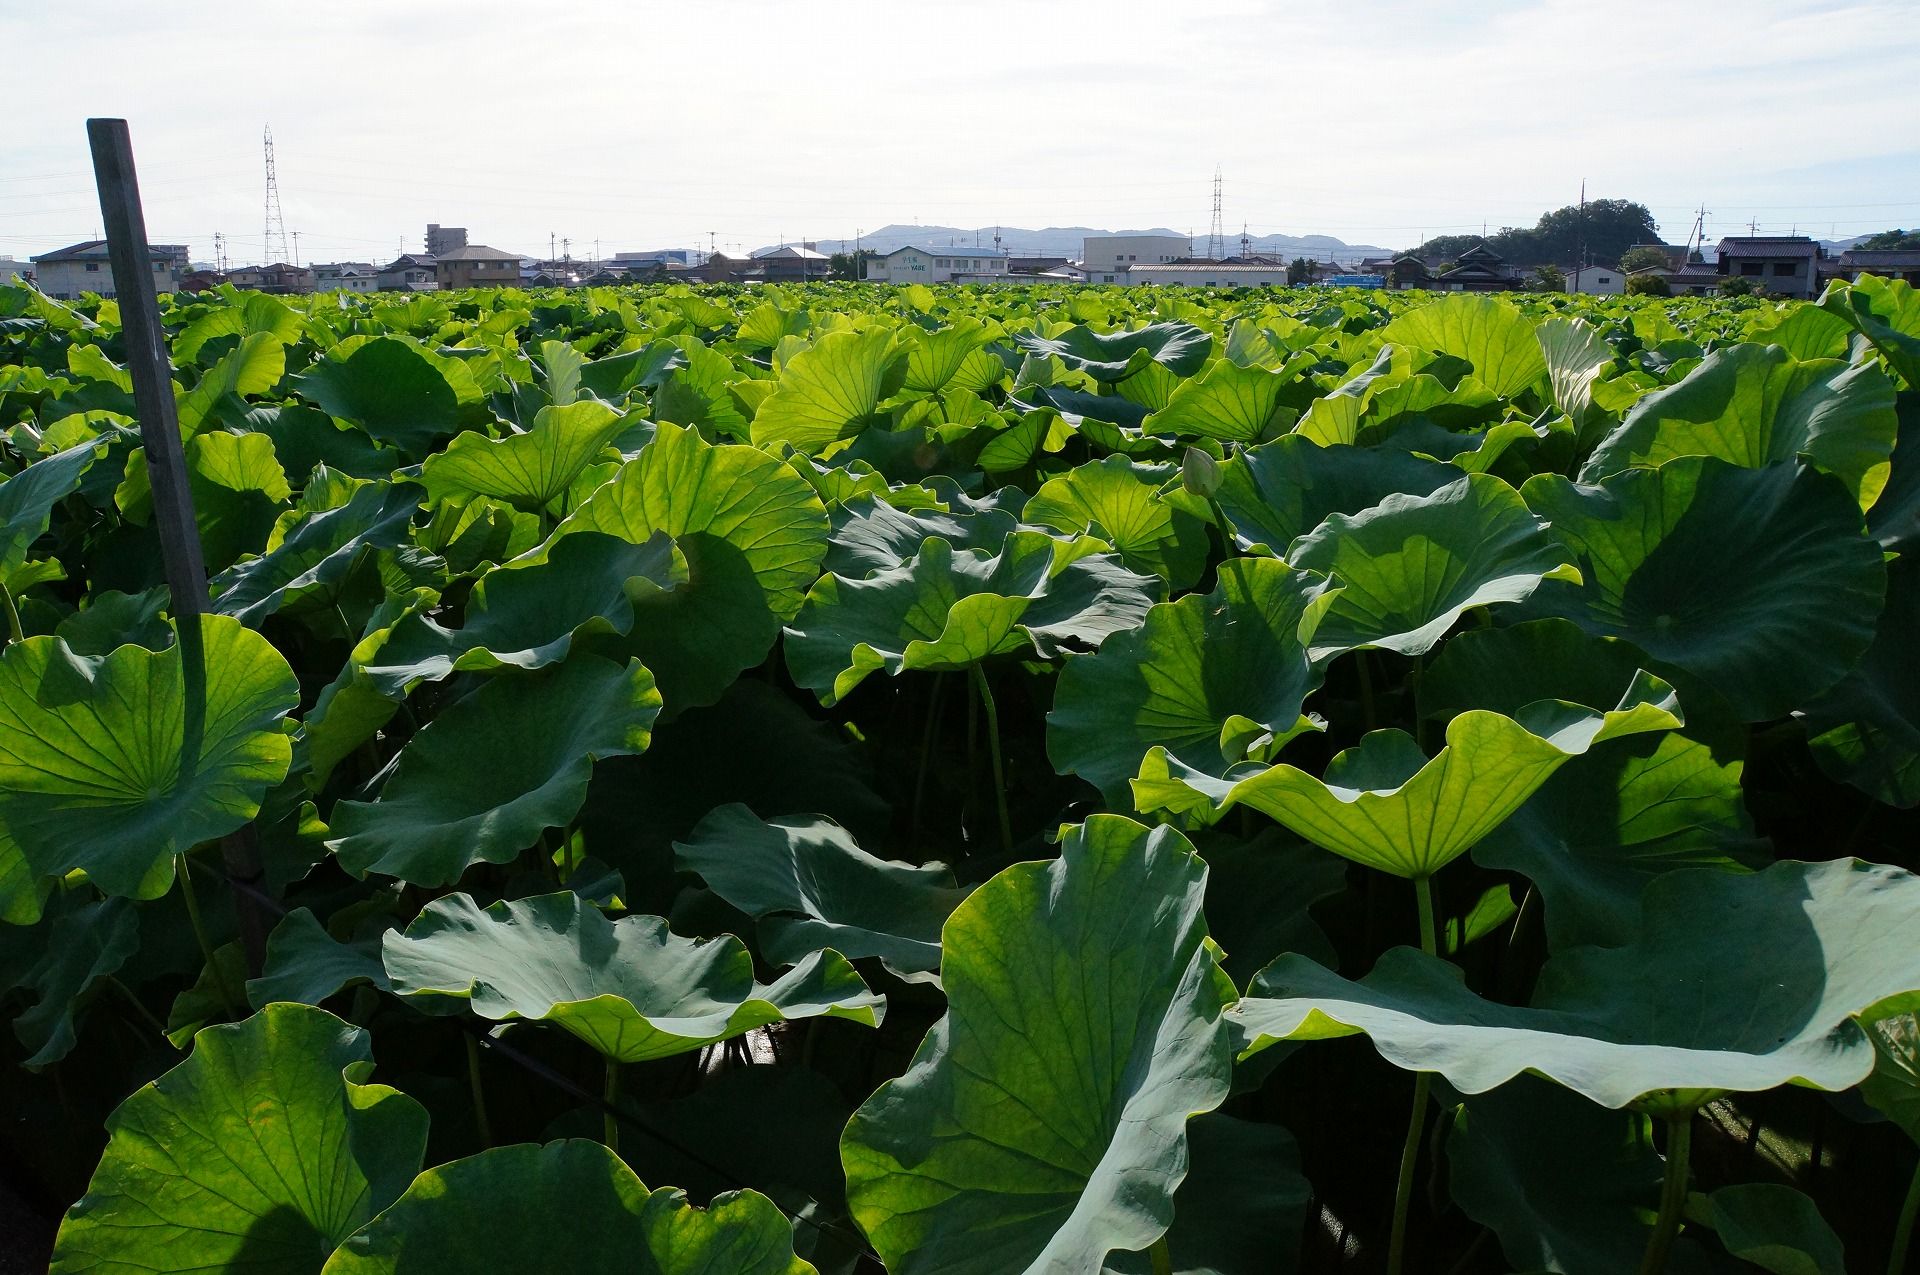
[1023,456,1206,587]
[1284,472,1580,659]
[1448,1076,1736,1275]
[1234,858,1920,1109]
[841,816,1232,1274]
[824,485,1024,578]
[1014,384,1151,431]
[1293,347,1502,446]
[0,615,297,924]
[1581,344,1898,508]
[1798,554,1920,808]
[1869,392,1920,552]
[1696,1184,1846,1275]
[1107,1113,1310,1275]
[289,335,485,456]
[419,400,633,512]
[380,891,881,1063]
[11,896,140,1068]
[1860,1011,1920,1142]
[1537,315,1616,436]
[358,531,683,692]
[1013,321,1213,384]
[51,1003,428,1275]
[1745,304,1855,361]
[328,656,658,885]
[173,290,305,363]
[211,481,422,626]
[672,804,968,983]
[1141,357,1296,442]
[785,532,1157,706]
[321,1140,814,1275]
[1377,294,1548,398]
[1207,434,1456,555]
[175,331,287,437]
[902,318,992,394]
[1136,676,1681,875]
[1819,273,1920,389]
[0,434,109,573]
[548,421,829,711]
[1048,556,1335,808]
[248,908,392,1010]
[1520,458,1885,721]
[749,329,908,454]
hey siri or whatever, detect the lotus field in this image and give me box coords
[3,273,1919,1275]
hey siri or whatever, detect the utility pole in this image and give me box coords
[291,229,301,268]
[213,230,228,274]
[1240,222,1251,258]
[550,231,557,262]
[1576,178,1587,269]
[562,237,570,262]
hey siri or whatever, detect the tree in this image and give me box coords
[1618,246,1673,274]
[830,250,880,281]
[1529,265,1566,292]
[1718,276,1759,297]
[1858,228,1920,250]
[1410,200,1662,269]
[1287,257,1316,285]
[1625,274,1671,296]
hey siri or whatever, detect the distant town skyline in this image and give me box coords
[4,0,1917,267]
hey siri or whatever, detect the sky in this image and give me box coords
[4,0,1918,266]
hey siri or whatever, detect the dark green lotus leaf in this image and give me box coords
[248,908,393,1011]
[1295,347,1501,446]
[380,891,881,1063]
[1013,320,1213,384]
[11,897,139,1068]
[1048,556,1335,808]
[1798,555,1920,808]
[1014,384,1152,430]
[1234,858,1920,1109]
[578,339,686,401]
[1582,344,1898,509]
[1818,273,1920,389]
[211,481,422,626]
[51,1003,428,1275]
[1139,1113,1312,1275]
[322,1140,814,1275]
[841,815,1232,1274]
[1135,675,1681,875]
[359,531,683,692]
[1378,294,1548,398]
[785,531,1157,706]
[824,485,1024,578]
[1520,458,1886,721]
[1448,1076,1736,1275]
[329,655,659,885]
[292,589,436,788]
[289,335,486,456]
[0,434,108,574]
[1195,826,1348,991]
[673,804,967,983]
[1860,1011,1920,1142]
[1023,455,1207,587]
[548,421,829,711]
[420,400,633,512]
[1286,472,1579,659]
[749,329,909,454]
[247,404,404,482]
[1696,1183,1845,1275]
[1142,357,1298,442]
[1207,434,1456,555]
[0,615,297,925]
[174,331,287,437]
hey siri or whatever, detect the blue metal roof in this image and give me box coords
[888,245,1006,259]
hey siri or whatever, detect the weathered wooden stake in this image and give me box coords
[87,118,270,976]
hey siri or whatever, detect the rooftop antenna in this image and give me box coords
[262,125,290,266]
[1207,165,1225,260]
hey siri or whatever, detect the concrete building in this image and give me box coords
[377,254,438,291]
[614,249,696,267]
[435,245,523,289]
[1083,234,1189,281]
[313,263,380,293]
[31,240,190,300]
[1119,261,1292,287]
[426,224,469,256]
[228,263,315,294]
[1714,236,1823,299]
[1562,263,1624,295]
[0,258,29,285]
[868,245,1011,283]
[752,244,831,282]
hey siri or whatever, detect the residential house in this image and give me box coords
[426,224,469,256]
[1714,236,1823,299]
[613,249,696,268]
[435,245,524,289]
[313,262,380,294]
[1829,248,1920,286]
[377,254,439,291]
[868,245,1011,283]
[1082,234,1189,282]
[751,245,831,282]
[228,263,316,294]
[180,269,226,292]
[685,253,752,283]
[30,239,190,300]
[1629,255,1724,297]
[1430,243,1525,291]
[1007,255,1073,276]
[1562,263,1623,295]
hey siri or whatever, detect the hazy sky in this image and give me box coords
[4,0,1917,265]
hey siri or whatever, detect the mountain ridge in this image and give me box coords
[770,223,1394,263]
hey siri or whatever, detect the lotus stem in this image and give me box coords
[911,673,949,843]
[1638,1113,1694,1275]
[0,581,22,645]
[603,1057,621,1154]
[104,974,170,1043]
[465,1033,493,1149]
[1387,874,1442,1275]
[1890,1154,1920,1275]
[1356,652,1377,732]
[969,663,1012,852]
[1149,1235,1173,1275]
[174,853,240,1020]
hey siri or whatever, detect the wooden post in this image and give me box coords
[87,118,271,977]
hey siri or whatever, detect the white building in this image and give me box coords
[1083,234,1190,282]
[31,240,190,301]
[868,245,1011,283]
[314,264,380,294]
[0,258,28,285]
[1563,263,1624,295]
[1119,262,1292,288]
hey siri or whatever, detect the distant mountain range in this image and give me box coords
[769,224,1394,264]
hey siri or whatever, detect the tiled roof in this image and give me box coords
[1716,237,1819,259]
[32,239,188,263]
[1841,249,1920,268]
[435,245,522,262]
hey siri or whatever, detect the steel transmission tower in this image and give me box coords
[262,126,291,266]
[1207,166,1225,260]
